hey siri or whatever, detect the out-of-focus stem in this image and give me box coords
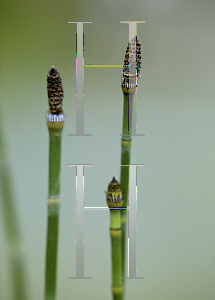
[0,109,28,300]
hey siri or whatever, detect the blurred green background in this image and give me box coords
[0,0,215,299]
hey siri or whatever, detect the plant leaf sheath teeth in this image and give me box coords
[106,177,124,208]
[46,113,65,123]
[121,35,142,92]
[47,66,64,116]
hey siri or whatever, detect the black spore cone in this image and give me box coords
[106,176,123,207]
[121,35,142,90]
[47,66,64,115]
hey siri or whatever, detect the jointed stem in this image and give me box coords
[110,209,123,300]
[45,125,64,300]
[106,177,124,300]
[111,233,122,286]
[115,34,141,299]
[45,66,64,300]
[120,92,134,296]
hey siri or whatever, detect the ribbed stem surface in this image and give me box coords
[121,93,134,140]
[120,92,134,296]
[48,130,62,196]
[45,202,60,300]
[45,126,63,300]
[110,209,123,300]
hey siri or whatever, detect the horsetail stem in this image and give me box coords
[45,66,65,300]
[120,36,142,295]
[0,106,28,300]
[106,177,124,300]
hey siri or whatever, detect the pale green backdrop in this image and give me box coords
[0,0,215,299]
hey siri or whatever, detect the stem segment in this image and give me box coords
[120,92,134,296]
[110,214,123,300]
[45,122,64,300]
[106,177,124,300]
[45,197,60,300]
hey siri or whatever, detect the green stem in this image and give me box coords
[0,111,28,300]
[48,130,62,197]
[120,92,134,296]
[121,93,134,140]
[45,125,64,300]
[45,199,60,300]
[110,209,123,300]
